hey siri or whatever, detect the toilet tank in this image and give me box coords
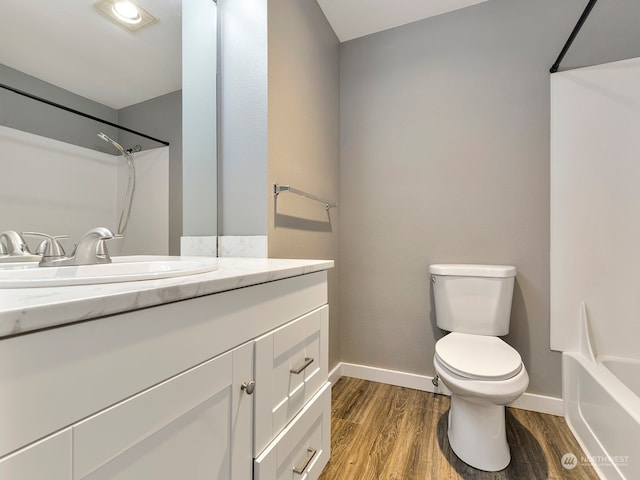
[430,264,516,336]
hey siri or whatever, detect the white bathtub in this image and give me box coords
[563,352,640,479]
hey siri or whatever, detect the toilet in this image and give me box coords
[430,264,529,472]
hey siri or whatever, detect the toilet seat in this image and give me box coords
[435,332,522,381]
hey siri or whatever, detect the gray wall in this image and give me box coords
[182,0,218,239]
[218,0,268,235]
[267,0,341,368]
[1,64,118,153]
[556,0,640,72]
[339,0,590,397]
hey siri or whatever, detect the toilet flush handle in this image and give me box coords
[431,275,436,284]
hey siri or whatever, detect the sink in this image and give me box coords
[0,255,219,288]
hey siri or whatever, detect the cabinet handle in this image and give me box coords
[293,447,317,475]
[241,380,256,395]
[290,357,314,375]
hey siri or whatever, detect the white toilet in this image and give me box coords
[430,264,529,472]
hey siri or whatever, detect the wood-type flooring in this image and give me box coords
[318,377,599,480]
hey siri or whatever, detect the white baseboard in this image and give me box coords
[330,362,452,396]
[509,391,564,416]
[328,362,563,417]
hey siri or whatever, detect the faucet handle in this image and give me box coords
[0,230,32,255]
[0,242,6,255]
[96,239,110,258]
[22,232,68,258]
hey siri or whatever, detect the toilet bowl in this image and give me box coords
[434,332,529,471]
[429,264,528,472]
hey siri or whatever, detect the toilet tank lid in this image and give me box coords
[429,264,516,278]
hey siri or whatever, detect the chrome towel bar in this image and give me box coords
[273,184,337,210]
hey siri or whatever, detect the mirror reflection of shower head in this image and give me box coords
[97,132,125,155]
[98,132,136,236]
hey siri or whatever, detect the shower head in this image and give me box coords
[98,132,125,155]
[97,131,137,235]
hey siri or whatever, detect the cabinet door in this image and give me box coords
[0,429,71,480]
[73,342,253,480]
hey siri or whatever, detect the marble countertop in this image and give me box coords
[0,256,334,338]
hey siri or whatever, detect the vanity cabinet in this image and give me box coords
[0,269,330,480]
[73,342,253,480]
[0,430,71,480]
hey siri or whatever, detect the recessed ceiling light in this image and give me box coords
[93,0,158,32]
[112,2,142,24]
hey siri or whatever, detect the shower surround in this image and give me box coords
[551,56,640,480]
[0,125,168,256]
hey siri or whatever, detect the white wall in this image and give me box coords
[0,125,168,256]
[551,57,640,359]
[115,148,169,256]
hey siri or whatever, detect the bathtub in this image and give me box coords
[563,352,640,479]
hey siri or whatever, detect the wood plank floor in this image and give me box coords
[318,377,599,480]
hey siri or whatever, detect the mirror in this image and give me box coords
[0,0,217,255]
[0,0,182,147]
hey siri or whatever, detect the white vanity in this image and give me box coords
[0,257,333,480]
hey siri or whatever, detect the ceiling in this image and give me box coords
[0,0,181,110]
[0,0,490,109]
[316,0,491,42]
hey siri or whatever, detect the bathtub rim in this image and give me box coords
[563,351,640,480]
[598,355,640,400]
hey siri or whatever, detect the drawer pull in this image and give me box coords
[293,447,317,475]
[290,357,314,375]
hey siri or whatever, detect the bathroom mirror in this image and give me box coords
[0,0,183,144]
[0,0,217,254]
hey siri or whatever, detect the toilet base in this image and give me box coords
[447,395,510,471]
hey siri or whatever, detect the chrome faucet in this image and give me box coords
[0,231,42,262]
[22,232,68,263]
[39,227,114,267]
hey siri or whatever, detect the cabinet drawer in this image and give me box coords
[254,382,331,480]
[254,305,328,455]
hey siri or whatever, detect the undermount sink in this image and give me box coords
[0,255,219,288]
